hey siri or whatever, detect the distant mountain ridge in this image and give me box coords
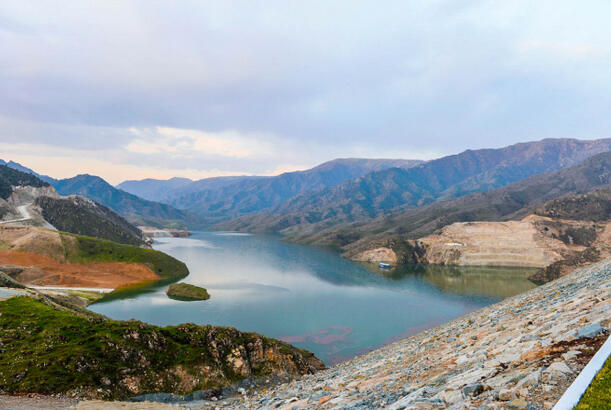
[52,174,199,229]
[216,138,611,234]
[117,175,263,203]
[161,158,423,225]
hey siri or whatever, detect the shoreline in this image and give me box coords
[1,258,608,407]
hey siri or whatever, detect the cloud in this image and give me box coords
[126,127,276,159]
[1,1,610,183]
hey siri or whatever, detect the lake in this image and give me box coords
[90,231,537,365]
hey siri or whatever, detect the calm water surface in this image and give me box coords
[90,232,537,364]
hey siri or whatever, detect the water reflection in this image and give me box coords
[381,264,538,299]
[90,232,538,364]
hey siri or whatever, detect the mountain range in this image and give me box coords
[119,158,423,225]
[215,138,611,235]
[3,138,610,241]
[51,174,198,229]
[293,150,610,256]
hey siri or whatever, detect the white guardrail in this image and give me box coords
[553,334,611,410]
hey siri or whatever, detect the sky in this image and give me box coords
[1,1,611,184]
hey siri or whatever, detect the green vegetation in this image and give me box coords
[576,355,611,409]
[167,283,210,301]
[61,234,189,281]
[0,296,323,399]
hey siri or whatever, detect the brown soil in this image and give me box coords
[0,250,159,289]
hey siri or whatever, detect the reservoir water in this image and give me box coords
[90,232,537,364]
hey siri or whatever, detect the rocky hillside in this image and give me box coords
[35,196,145,246]
[229,258,610,409]
[0,165,149,246]
[0,294,324,400]
[216,138,611,234]
[0,164,51,203]
[52,174,201,229]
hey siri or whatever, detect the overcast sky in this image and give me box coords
[1,1,610,184]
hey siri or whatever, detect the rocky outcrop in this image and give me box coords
[230,258,611,409]
[351,247,397,263]
[0,295,325,400]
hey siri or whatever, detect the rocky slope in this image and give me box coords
[0,294,324,400]
[0,165,149,246]
[216,138,611,235]
[35,196,146,246]
[223,258,611,409]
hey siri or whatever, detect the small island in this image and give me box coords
[166,282,210,301]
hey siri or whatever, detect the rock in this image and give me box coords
[561,350,580,361]
[437,389,462,404]
[462,382,484,397]
[498,389,515,401]
[543,361,573,380]
[318,395,332,405]
[507,398,529,409]
[577,323,603,338]
[516,369,541,388]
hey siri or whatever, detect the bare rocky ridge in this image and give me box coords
[353,215,610,270]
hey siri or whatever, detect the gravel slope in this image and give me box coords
[227,258,611,409]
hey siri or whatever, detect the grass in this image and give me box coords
[0,296,320,399]
[575,355,611,409]
[166,283,210,301]
[62,290,106,304]
[61,233,189,281]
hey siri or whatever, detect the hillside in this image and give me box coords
[35,196,145,246]
[0,295,324,400]
[216,138,611,234]
[0,165,148,246]
[0,159,55,184]
[164,158,422,225]
[0,164,50,201]
[52,174,201,229]
[263,150,610,256]
[0,225,188,288]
